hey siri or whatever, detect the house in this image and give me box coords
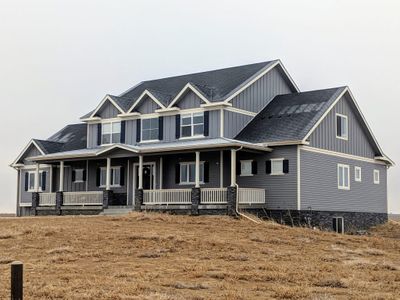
[10,60,394,233]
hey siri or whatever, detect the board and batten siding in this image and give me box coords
[20,166,51,204]
[176,91,203,109]
[134,96,161,114]
[308,93,376,158]
[96,100,120,119]
[223,110,253,139]
[236,146,298,210]
[300,149,387,213]
[230,65,293,113]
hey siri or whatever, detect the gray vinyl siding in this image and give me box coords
[300,149,387,213]
[125,120,137,145]
[134,96,161,114]
[21,145,42,165]
[308,93,377,158]
[236,146,298,210]
[96,101,120,119]
[20,167,51,204]
[87,124,98,148]
[176,91,202,109]
[223,110,253,139]
[231,66,293,113]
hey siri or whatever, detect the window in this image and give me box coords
[338,164,350,190]
[102,121,121,144]
[333,217,344,234]
[374,170,380,184]
[181,113,204,138]
[141,118,159,141]
[27,171,44,192]
[240,160,253,176]
[100,166,121,187]
[180,162,204,184]
[354,166,362,182]
[336,114,348,140]
[271,158,284,175]
[73,169,84,183]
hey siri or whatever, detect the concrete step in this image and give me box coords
[101,207,133,216]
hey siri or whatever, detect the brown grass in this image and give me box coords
[0,214,399,299]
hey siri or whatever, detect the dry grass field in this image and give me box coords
[0,213,399,299]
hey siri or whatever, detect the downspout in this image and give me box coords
[232,146,261,224]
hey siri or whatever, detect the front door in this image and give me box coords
[133,163,156,192]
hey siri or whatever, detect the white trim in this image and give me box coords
[132,161,156,201]
[11,140,45,167]
[200,102,232,108]
[89,95,126,119]
[127,90,166,113]
[335,113,348,141]
[85,160,89,192]
[260,140,310,147]
[219,150,223,188]
[373,169,380,184]
[167,83,210,108]
[270,158,285,176]
[297,145,301,210]
[337,163,350,190]
[333,216,345,234]
[220,108,224,137]
[300,146,387,165]
[354,166,362,182]
[224,106,257,117]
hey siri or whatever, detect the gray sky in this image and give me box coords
[1,0,399,213]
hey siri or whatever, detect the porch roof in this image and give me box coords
[27,138,272,162]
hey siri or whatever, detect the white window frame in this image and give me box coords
[337,164,350,190]
[354,166,362,182]
[73,169,84,183]
[179,161,205,184]
[373,169,380,184]
[101,121,121,145]
[336,113,348,140]
[240,160,253,177]
[99,166,122,187]
[180,112,204,139]
[141,117,159,143]
[27,170,44,192]
[271,158,284,176]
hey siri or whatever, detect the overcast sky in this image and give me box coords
[1,0,399,213]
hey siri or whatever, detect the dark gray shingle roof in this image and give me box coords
[44,123,87,152]
[236,87,346,143]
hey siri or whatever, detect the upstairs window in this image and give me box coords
[336,114,348,140]
[373,170,380,184]
[102,121,121,144]
[181,113,204,138]
[141,118,159,141]
[338,164,350,190]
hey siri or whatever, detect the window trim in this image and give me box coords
[337,163,350,190]
[373,169,380,184]
[101,121,121,145]
[270,158,285,176]
[240,160,253,177]
[73,169,85,183]
[180,112,205,139]
[99,166,122,188]
[336,113,349,141]
[333,217,344,234]
[354,166,362,182]
[179,161,205,185]
[140,117,160,143]
[27,170,44,192]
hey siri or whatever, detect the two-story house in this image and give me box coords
[10,60,393,233]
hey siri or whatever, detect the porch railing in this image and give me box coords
[39,193,56,206]
[200,188,227,204]
[238,188,266,204]
[143,189,192,205]
[63,192,103,206]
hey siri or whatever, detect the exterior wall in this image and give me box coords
[87,124,97,148]
[230,66,293,113]
[308,93,377,158]
[20,166,51,205]
[96,101,120,119]
[21,145,42,165]
[300,149,387,213]
[223,110,253,139]
[236,146,298,210]
[176,91,202,109]
[125,120,137,145]
[134,96,160,114]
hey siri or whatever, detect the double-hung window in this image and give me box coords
[181,113,204,138]
[100,166,121,187]
[141,118,159,141]
[336,114,348,140]
[102,121,121,144]
[354,166,362,182]
[27,171,44,192]
[373,170,380,184]
[240,160,253,176]
[271,158,284,175]
[337,164,350,190]
[180,162,204,184]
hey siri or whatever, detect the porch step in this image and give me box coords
[101,206,133,216]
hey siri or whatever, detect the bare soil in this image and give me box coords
[0,213,399,299]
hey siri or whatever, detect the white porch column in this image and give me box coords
[106,157,111,190]
[230,149,236,187]
[159,156,163,189]
[59,161,64,192]
[220,150,224,188]
[34,163,40,192]
[195,151,200,188]
[138,155,143,189]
